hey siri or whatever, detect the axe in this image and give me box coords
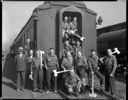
[69,30,85,41]
[100,48,120,61]
[53,69,71,77]
[39,50,45,69]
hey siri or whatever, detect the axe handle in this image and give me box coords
[56,70,71,74]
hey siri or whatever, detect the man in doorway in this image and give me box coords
[63,40,73,57]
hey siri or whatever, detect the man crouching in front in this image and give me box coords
[65,69,82,97]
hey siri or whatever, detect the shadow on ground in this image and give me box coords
[2,54,17,84]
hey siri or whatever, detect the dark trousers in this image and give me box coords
[46,69,56,90]
[33,67,43,90]
[88,69,104,87]
[38,69,44,90]
[105,72,116,95]
[16,71,26,89]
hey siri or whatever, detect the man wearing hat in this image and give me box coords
[14,47,27,92]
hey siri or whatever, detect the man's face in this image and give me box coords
[29,50,33,55]
[76,41,80,46]
[73,17,77,22]
[67,51,71,57]
[107,49,112,56]
[64,17,68,22]
[19,51,22,54]
[77,52,82,58]
[91,51,96,56]
[65,41,69,46]
[50,49,54,55]
[36,51,40,57]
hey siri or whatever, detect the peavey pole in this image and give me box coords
[89,71,97,97]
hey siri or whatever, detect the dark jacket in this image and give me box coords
[45,54,59,70]
[88,55,99,71]
[14,54,27,71]
[76,56,88,70]
[104,55,117,74]
[61,56,73,70]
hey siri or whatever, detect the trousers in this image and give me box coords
[88,69,104,87]
[105,71,116,95]
[46,69,56,90]
[16,71,26,89]
[33,67,44,90]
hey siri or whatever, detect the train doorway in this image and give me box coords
[58,6,84,59]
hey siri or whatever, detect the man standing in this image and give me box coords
[45,48,59,93]
[29,50,45,92]
[73,41,82,59]
[14,47,27,92]
[75,51,88,89]
[88,49,104,91]
[103,49,117,96]
[63,40,73,57]
[61,51,74,71]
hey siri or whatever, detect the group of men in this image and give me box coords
[14,41,117,97]
[62,16,81,45]
[14,16,117,97]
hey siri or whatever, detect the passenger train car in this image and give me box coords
[11,1,97,59]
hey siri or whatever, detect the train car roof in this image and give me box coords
[97,29,126,42]
[34,1,97,15]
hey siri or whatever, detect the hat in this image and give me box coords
[18,47,24,52]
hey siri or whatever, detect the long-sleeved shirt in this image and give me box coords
[63,44,73,57]
[61,56,73,70]
[45,54,59,70]
[88,55,99,71]
[104,55,117,74]
[30,57,45,73]
[76,56,88,70]
[14,54,27,71]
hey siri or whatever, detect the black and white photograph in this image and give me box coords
[2,0,126,99]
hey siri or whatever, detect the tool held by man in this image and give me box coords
[69,30,85,41]
[100,48,120,62]
[29,50,45,80]
[89,71,97,97]
[39,50,45,69]
[53,69,71,77]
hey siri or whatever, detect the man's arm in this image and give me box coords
[30,58,33,74]
[61,58,66,70]
[111,56,117,75]
[44,56,48,70]
[87,58,93,71]
[56,56,60,70]
[83,56,88,70]
[14,55,17,65]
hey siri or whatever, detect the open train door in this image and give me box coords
[58,6,84,59]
